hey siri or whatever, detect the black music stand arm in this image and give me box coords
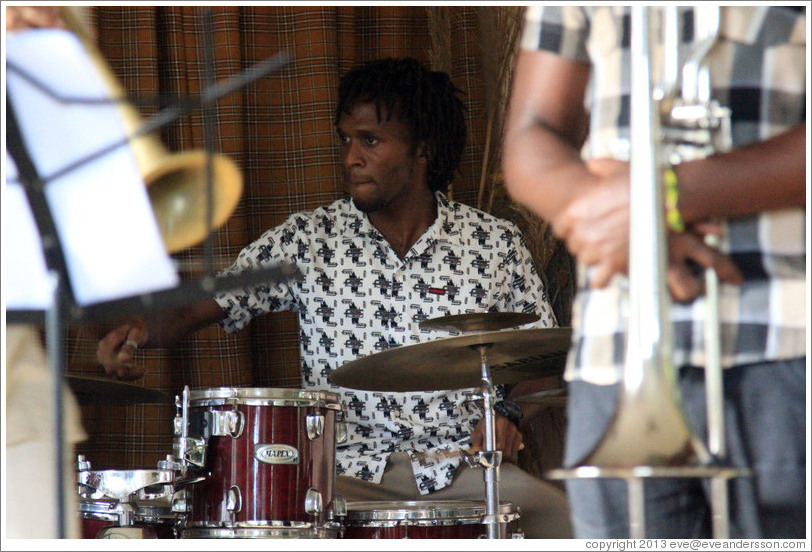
[6,93,72,539]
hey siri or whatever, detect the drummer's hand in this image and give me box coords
[97,320,148,381]
[468,415,525,464]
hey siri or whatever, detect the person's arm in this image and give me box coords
[503,50,594,223]
[468,415,523,464]
[97,298,226,380]
[504,50,745,297]
[675,124,806,223]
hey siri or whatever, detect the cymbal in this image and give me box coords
[513,388,569,408]
[329,328,572,392]
[65,375,171,405]
[419,312,540,333]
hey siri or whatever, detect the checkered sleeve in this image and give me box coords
[521,5,591,63]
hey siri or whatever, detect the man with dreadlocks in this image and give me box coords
[98,57,572,538]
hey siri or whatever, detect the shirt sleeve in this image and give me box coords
[213,214,307,333]
[521,5,591,63]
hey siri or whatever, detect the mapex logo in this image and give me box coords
[255,444,300,465]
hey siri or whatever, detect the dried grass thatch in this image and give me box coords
[474,7,576,326]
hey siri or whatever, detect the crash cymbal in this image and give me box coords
[329,327,572,392]
[419,312,540,332]
[65,375,171,405]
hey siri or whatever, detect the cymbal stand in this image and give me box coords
[469,343,502,539]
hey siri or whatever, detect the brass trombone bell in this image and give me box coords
[60,7,243,254]
[145,150,242,254]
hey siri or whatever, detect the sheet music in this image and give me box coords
[3,155,54,310]
[4,29,179,309]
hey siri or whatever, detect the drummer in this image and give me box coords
[98,57,572,538]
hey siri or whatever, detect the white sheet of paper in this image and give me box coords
[3,154,54,310]
[5,29,179,308]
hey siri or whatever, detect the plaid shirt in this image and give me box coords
[522,6,806,384]
[214,192,556,492]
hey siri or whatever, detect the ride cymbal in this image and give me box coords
[329,327,572,392]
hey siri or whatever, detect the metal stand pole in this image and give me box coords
[628,478,646,539]
[46,270,67,539]
[478,345,502,539]
[704,248,730,538]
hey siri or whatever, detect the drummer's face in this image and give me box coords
[338,101,428,214]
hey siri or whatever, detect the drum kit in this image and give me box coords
[75,312,571,539]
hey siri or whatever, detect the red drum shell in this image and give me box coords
[181,387,341,537]
[342,500,521,539]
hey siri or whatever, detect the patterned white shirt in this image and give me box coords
[522,6,806,384]
[214,192,556,493]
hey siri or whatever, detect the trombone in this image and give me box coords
[548,6,749,538]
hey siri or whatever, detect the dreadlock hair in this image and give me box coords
[335,57,467,193]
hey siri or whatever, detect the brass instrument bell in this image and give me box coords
[60,7,243,253]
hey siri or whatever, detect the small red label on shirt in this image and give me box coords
[428,287,446,295]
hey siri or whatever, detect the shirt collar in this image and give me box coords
[342,191,456,250]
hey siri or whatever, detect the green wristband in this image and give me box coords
[664,166,685,233]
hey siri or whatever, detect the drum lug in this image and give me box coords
[209,409,244,438]
[330,493,347,518]
[306,414,324,440]
[171,489,188,514]
[304,487,323,515]
[116,502,137,527]
[227,485,242,515]
[76,454,92,471]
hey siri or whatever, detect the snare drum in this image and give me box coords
[179,387,344,538]
[342,500,522,539]
[79,495,178,539]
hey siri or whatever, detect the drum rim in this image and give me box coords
[343,500,518,522]
[180,521,342,539]
[188,387,341,408]
[78,499,175,519]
